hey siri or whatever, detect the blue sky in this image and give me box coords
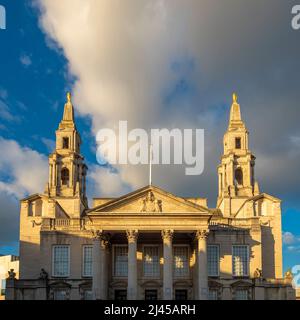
[0,0,94,162]
[0,0,299,273]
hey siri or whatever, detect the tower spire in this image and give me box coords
[229,92,242,124]
[46,92,87,217]
[217,93,257,212]
[233,92,238,103]
[49,90,87,205]
[62,92,74,122]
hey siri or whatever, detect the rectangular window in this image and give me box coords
[208,245,220,277]
[173,246,189,277]
[28,203,33,216]
[114,289,127,300]
[83,246,93,277]
[235,137,241,149]
[114,246,128,277]
[145,289,158,300]
[235,289,249,300]
[232,245,249,277]
[52,245,70,277]
[208,289,219,300]
[143,246,159,277]
[63,137,69,149]
[175,289,188,300]
[54,290,67,300]
[84,290,93,300]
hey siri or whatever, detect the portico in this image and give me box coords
[87,184,213,300]
[90,227,210,300]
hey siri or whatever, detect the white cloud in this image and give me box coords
[283,232,297,245]
[290,136,300,148]
[87,165,131,198]
[287,246,300,253]
[0,88,8,99]
[0,138,48,198]
[0,100,15,122]
[282,231,300,250]
[0,90,22,123]
[0,138,47,248]
[34,0,300,203]
[41,137,55,152]
[20,54,32,67]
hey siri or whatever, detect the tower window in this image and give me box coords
[63,137,69,149]
[61,168,70,186]
[235,168,243,186]
[235,137,241,149]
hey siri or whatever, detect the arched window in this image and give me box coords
[235,168,243,186]
[61,168,69,186]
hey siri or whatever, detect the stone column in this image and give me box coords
[92,230,109,300]
[49,164,52,186]
[196,229,209,300]
[162,229,174,300]
[218,173,222,195]
[126,230,138,300]
[100,236,109,300]
[53,163,56,186]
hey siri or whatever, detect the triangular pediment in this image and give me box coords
[87,185,212,214]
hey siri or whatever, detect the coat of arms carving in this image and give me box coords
[140,191,162,213]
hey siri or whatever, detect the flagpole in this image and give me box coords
[149,144,152,186]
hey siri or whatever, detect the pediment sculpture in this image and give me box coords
[140,191,162,213]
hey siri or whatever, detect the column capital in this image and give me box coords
[92,230,110,248]
[195,229,209,241]
[92,229,103,240]
[161,229,174,243]
[126,230,138,243]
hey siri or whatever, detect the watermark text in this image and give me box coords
[292,5,300,30]
[96,121,205,176]
[0,5,6,30]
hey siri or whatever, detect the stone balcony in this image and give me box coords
[41,218,87,231]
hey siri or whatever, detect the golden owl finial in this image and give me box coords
[233,92,238,103]
[67,92,72,103]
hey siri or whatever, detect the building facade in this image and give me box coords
[6,93,295,300]
[0,255,19,300]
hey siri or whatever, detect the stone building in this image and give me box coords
[6,93,295,300]
[0,255,19,300]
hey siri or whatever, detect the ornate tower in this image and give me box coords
[47,93,88,206]
[217,93,259,214]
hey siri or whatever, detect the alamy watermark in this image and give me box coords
[292,5,300,30]
[96,121,204,176]
[0,5,6,30]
